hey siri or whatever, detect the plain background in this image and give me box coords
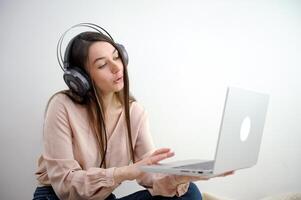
[0,0,300,199]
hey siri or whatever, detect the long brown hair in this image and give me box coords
[47,31,135,168]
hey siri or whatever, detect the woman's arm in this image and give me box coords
[43,95,118,199]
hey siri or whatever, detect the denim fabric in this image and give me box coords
[33,182,202,200]
[106,183,202,200]
[32,186,60,200]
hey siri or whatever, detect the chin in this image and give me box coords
[114,85,124,92]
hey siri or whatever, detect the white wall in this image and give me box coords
[0,0,300,199]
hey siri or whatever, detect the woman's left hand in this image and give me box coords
[172,170,235,184]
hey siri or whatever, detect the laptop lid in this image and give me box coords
[213,87,269,174]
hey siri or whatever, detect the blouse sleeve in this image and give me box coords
[42,95,117,200]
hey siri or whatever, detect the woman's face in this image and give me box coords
[86,41,124,95]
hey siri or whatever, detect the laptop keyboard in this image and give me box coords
[174,161,214,170]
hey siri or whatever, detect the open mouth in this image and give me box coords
[114,76,123,83]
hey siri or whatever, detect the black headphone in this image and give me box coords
[57,23,129,97]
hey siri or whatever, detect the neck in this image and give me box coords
[96,89,120,116]
[102,92,115,111]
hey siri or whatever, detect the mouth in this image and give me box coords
[114,76,123,83]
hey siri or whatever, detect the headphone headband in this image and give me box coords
[56,23,115,72]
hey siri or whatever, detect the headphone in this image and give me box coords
[57,23,129,97]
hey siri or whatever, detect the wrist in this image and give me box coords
[114,166,130,183]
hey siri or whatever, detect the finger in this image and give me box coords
[148,151,175,165]
[174,175,210,183]
[151,148,172,156]
[151,151,174,163]
[195,176,210,181]
[216,171,235,177]
[223,171,235,176]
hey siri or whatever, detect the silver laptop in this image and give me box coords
[141,87,269,177]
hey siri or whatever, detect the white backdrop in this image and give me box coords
[0,0,300,199]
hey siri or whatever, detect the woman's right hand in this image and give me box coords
[114,148,174,182]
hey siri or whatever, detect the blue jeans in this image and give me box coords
[32,186,60,200]
[33,182,202,200]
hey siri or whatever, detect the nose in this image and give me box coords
[110,60,122,74]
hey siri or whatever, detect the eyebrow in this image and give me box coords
[93,49,117,65]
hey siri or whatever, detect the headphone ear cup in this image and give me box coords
[116,43,129,67]
[63,67,91,97]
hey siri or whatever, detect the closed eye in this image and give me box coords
[95,49,119,69]
[98,63,107,69]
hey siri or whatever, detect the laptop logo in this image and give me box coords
[240,116,251,142]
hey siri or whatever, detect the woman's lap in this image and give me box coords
[33,182,202,200]
[113,182,202,200]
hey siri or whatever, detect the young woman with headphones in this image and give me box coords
[33,23,232,200]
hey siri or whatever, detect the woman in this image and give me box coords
[33,27,231,200]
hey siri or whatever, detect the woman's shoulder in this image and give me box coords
[130,101,148,121]
[130,101,145,113]
[45,91,80,114]
[48,92,74,107]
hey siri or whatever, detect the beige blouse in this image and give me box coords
[35,93,189,200]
